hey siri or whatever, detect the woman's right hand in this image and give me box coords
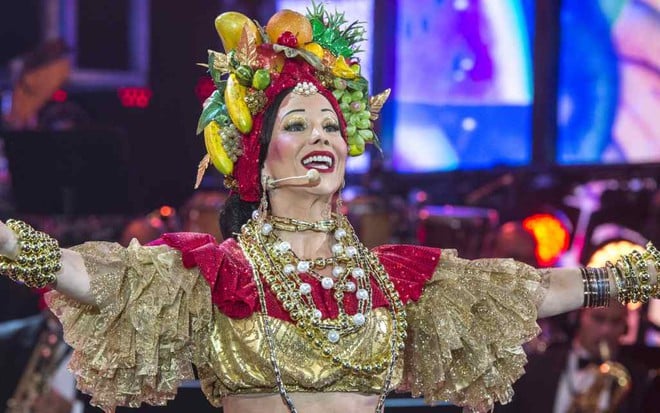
[0,219,95,304]
[0,220,20,260]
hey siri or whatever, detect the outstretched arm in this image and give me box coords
[536,261,657,319]
[0,220,95,306]
[536,267,583,318]
[1,219,215,411]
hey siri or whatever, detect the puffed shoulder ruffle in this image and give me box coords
[46,240,213,412]
[371,244,439,303]
[159,236,441,321]
[401,250,548,413]
[155,233,257,319]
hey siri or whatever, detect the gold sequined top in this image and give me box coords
[46,237,546,413]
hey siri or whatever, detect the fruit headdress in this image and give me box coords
[196,3,390,202]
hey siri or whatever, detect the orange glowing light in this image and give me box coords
[523,213,570,266]
[160,205,174,217]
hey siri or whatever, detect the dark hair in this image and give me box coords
[219,87,294,238]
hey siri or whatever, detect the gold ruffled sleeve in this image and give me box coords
[402,250,548,413]
[46,240,212,412]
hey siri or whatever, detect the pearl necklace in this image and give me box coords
[239,213,407,371]
[239,213,408,413]
[260,214,372,341]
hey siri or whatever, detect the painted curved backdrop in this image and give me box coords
[557,0,660,164]
[389,0,535,172]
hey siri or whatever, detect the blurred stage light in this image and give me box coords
[52,89,67,102]
[588,223,647,269]
[118,87,152,108]
[522,213,570,266]
[587,240,645,268]
[590,223,648,250]
[159,205,174,217]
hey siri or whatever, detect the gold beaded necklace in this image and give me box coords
[268,215,338,233]
[238,213,408,412]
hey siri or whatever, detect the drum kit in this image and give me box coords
[124,176,658,267]
[340,175,659,265]
[120,191,227,246]
[341,186,500,258]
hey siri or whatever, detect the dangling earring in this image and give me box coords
[256,173,270,222]
[335,180,345,215]
[321,202,331,220]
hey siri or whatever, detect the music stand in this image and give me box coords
[1,129,130,215]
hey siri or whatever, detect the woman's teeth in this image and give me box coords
[302,155,333,169]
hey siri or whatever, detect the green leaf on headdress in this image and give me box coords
[321,29,338,44]
[334,38,348,53]
[215,79,227,95]
[305,0,366,58]
[196,90,225,134]
[310,19,325,38]
[207,50,229,87]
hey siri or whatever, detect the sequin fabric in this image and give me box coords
[46,240,213,412]
[197,307,402,405]
[401,250,548,413]
[46,240,546,413]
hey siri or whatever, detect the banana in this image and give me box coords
[204,120,234,175]
[331,56,357,79]
[302,42,324,59]
[215,12,261,52]
[225,73,253,134]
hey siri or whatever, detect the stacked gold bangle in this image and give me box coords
[586,242,660,306]
[645,243,660,298]
[0,219,61,288]
[581,267,610,307]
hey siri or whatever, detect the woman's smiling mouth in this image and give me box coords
[301,151,335,172]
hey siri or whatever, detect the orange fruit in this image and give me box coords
[266,10,313,45]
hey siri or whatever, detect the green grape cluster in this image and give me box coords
[220,124,243,162]
[332,78,373,155]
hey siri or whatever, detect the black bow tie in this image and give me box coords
[577,356,603,370]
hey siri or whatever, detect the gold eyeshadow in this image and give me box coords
[282,116,308,131]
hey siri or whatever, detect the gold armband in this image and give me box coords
[0,219,62,288]
[604,242,659,305]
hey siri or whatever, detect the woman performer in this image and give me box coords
[0,4,657,413]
